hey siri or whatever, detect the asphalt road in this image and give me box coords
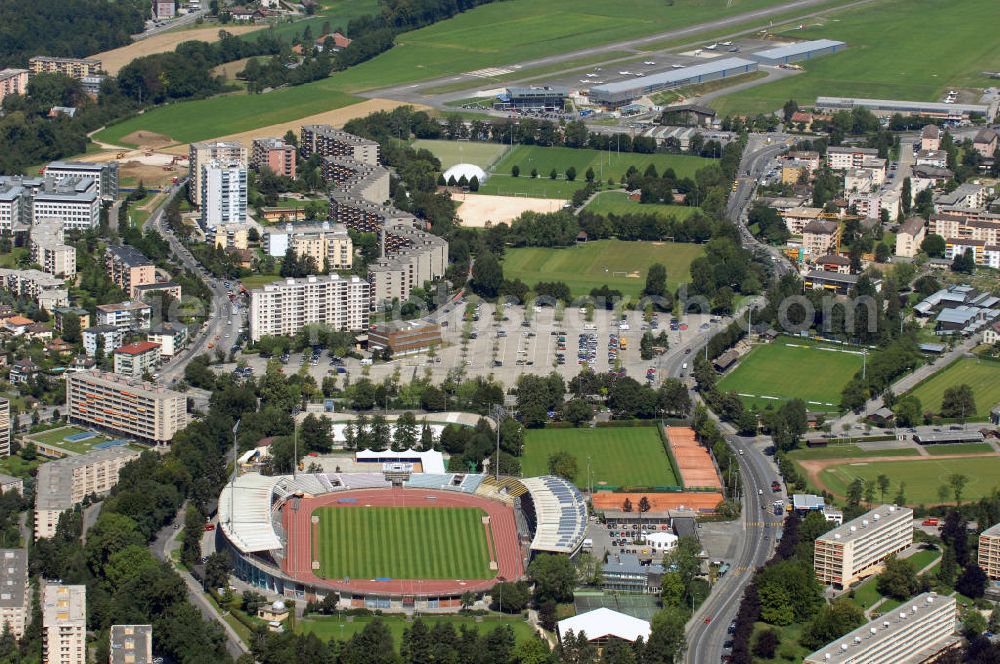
[146,180,241,385]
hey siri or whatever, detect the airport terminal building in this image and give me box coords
[588,58,758,108]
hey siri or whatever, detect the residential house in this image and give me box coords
[920,124,941,151]
[8,359,38,385]
[895,216,926,258]
[973,128,998,159]
[802,219,840,256]
[814,254,851,274]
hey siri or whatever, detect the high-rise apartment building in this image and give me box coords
[0,549,29,639]
[104,246,156,297]
[0,398,9,458]
[262,222,353,269]
[300,125,379,165]
[109,625,153,664]
[251,137,296,177]
[814,505,913,588]
[0,69,28,103]
[42,584,86,664]
[978,522,1000,580]
[188,141,246,207]
[200,160,247,229]
[804,592,957,664]
[30,218,76,278]
[66,372,188,447]
[35,447,142,540]
[249,274,369,342]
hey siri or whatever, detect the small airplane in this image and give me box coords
[721,41,733,46]
[586,73,597,78]
[671,64,685,69]
[643,61,656,65]
[618,71,631,75]
[705,43,718,50]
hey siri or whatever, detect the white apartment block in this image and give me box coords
[263,222,353,270]
[849,188,900,220]
[66,371,189,447]
[249,274,369,342]
[35,446,142,540]
[188,141,246,207]
[979,522,1000,580]
[82,326,124,358]
[0,183,24,232]
[43,161,118,200]
[814,504,913,587]
[0,269,68,308]
[0,550,29,640]
[0,69,28,103]
[95,301,152,332]
[895,217,926,258]
[827,146,879,170]
[804,592,957,664]
[112,341,161,378]
[30,218,76,278]
[200,160,247,229]
[42,584,86,664]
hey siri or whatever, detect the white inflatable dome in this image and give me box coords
[443,163,487,184]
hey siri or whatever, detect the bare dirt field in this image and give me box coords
[95,26,258,74]
[119,131,177,150]
[160,98,431,154]
[453,193,568,228]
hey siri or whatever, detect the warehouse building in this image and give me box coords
[588,58,757,108]
[815,96,994,120]
[748,39,846,65]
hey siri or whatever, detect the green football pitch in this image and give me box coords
[521,427,678,489]
[313,507,494,580]
[716,338,864,412]
[479,146,714,199]
[906,357,1000,419]
[819,456,1000,506]
[501,239,704,299]
[411,139,508,170]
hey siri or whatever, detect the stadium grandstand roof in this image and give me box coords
[521,476,588,554]
[218,473,284,553]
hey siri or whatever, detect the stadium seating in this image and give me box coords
[341,473,391,489]
[520,476,587,555]
[404,473,455,490]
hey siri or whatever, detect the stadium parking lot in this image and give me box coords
[226,303,723,386]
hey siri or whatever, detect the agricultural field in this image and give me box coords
[711,0,1000,115]
[313,506,493,580]
[906,357,1000,419]
[97,88,361,147]
[584,191,701,219]
[818,455,1000,505]
[479,146,713,199]
[521,427,678,489]
[716,338,864,412]
[501,239,704,299]
[299,614,536,645]
[411,139,508,170]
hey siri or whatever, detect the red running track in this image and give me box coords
[281,488,524,597]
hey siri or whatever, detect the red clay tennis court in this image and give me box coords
[667,426,723,490]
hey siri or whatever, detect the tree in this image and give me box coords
[643,263,667,299]
[893,395,922,428]
[941,384,976,420]
[471,252,503,298]
[753,629,780,659]
[801,599,865,650]
[491,580,530,613]
[563,398,592,426]
[893,481,907,506]
[393,411,418,450]
[963,609,988,638]
[952,247,976,274]
[585,167,595,182]
[299,414,332,453]
[956,563,988,599]
[949,473,969,505]
[847,478,865,507]
[876,556,919,600]
[549,168,557,180]
[469,175,480,192]
[782,99,799,122]
[901,177,912,215]
[547,451,577,482]
[921,233,946,257]
[645,607,687,663]
[565,166,577,182]
[511,165,520,177]
[877,474,891,503]
[527,554,576,604]
[204,552,232,590]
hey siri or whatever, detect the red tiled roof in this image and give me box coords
[114,341,161,355]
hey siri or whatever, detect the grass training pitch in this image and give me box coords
[716,338,864,412]
[711,0,1000,115]
[313,506,493,580]
[818,455,1000,505]
[584,191,702,220]
[521,427,678,489]
[411,139,508,170]
[501,239,703,298]
[299,614,536,646]
[479,146,713,199]
[906,357,1000,419]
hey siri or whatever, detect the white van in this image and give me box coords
[360,358,373,366]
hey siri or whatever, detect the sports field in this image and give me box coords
[299,614,536,645]
[313,506,493,580]
[411,139,507,170]
[502,239,704,298]
[479,146,713,199]
[818,456,1000,505]
[521,427,678,489]
[716,338,864,412]
[906,357,1000,419]
[585,191,702,220]
[711,0,1000,115]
